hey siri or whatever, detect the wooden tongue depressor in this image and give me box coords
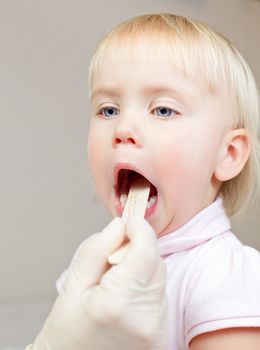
[108,177,151,265]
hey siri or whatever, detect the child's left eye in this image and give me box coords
[153,107,179,118]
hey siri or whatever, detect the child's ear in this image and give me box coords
[214,128,251,182]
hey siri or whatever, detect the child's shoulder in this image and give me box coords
[184,229,260,313]
[190,230,260,281]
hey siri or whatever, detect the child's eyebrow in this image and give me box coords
[141,86,198,104]
[90,85,197,105]
[90,87,119,101]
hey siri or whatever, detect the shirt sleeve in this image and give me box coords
[184,245,260,348]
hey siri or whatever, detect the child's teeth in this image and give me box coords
[120,193,157,210]
[120,194,127,207]
[146,195,157,209]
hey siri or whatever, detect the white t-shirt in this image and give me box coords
[56,197,260,350]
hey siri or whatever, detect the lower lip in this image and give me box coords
[115,195,158,218]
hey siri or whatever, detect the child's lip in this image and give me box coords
[115,196,124,216]
[114,162,149,186]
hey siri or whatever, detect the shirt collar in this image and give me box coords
[157,197,231,257]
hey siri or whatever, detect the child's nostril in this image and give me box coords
[127,137,135,144]
[114,137,135,144]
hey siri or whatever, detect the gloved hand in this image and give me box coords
[27,217,168,350]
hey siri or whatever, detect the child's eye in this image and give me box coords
[153,106,179,118]
[98,106,120,118]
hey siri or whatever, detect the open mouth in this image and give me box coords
[115,169,158,215]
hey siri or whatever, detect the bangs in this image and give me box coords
[88,14,233,100]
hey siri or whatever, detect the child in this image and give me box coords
[57,13,260,349]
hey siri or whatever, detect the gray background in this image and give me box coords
[0,0,259,347]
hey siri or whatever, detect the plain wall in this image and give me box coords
[0,0,260,304]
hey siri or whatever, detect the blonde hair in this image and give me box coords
[88,13,260,217]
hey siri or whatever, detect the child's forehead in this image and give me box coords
[93,59,205,97]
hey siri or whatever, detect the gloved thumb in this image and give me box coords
[62,217,125,294]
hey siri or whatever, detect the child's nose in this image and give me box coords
[113,118,143,147]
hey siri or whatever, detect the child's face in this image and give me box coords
[88,53,228,236]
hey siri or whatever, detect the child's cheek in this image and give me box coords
[87,125,108,166]
[152,134,209,190]
[87,132,107,192]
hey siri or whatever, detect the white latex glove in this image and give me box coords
[27,217,168,350]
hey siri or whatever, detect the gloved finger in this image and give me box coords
[119,217,161,286]
[64,217,125,293]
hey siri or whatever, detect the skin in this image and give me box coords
[88,53,249,237]
[87,47,259,348]
[189,327,260,350]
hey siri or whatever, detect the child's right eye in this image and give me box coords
[98,106,120,118]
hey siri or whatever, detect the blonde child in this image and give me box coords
[28,13,260,350]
